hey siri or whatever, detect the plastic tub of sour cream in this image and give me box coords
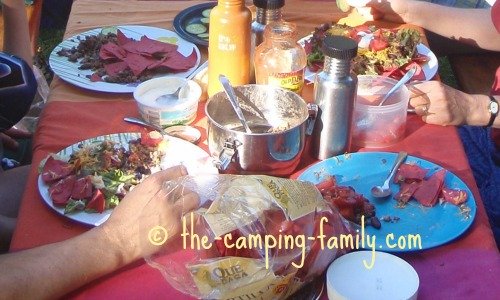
[133,77,202,128]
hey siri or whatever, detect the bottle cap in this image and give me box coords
[253,0,285,9]
[321,35,358,60]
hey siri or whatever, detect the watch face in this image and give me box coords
[490,101,499,114]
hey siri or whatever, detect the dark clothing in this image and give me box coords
[0,53,37,132]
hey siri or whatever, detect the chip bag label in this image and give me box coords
[203,176,321,237]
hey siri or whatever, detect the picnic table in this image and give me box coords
[10,0,500,298]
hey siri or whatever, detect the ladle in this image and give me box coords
[219,75,252,134]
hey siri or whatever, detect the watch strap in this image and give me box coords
[487,95,499,127]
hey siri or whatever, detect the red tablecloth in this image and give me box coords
[10,0,500,299]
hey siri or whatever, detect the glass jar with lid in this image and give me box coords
[254,21,307,95]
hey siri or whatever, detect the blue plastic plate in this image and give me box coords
[298,152,476,252]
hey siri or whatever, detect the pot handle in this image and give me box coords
[306,103,318,136]
[212,138,241,171]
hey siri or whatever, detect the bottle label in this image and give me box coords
[268,69,305,94]
[217,34,237,51]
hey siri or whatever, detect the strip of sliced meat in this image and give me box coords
[41,156,74,184]
[49,175,77,207]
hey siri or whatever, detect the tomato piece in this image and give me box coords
[369,37,389,51]
[315,176,336,193]
[86,189,106,213]
[71,176,93,200]
[441,187,468,205]
[41,156,74,184]
[49,175,77,207]
[141,130,163,147]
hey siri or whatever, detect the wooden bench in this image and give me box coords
[448,52,500,94]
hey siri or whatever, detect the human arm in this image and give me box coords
[347,0,500,52]
[409,80,500,128]
[0,165,199,299]
[1,0,32,65]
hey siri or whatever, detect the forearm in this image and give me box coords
[1,0,32,65]
[406,2,500,52]
[465,94,500,127]
[0,227,133,299]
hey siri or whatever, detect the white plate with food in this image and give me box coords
[49,25,201,93]
[38,132,217,226]
[298,24,438,82]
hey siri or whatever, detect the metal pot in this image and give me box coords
[206,84,317,176]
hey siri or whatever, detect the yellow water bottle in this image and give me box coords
[207,0,252,97]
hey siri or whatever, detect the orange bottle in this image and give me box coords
[207,0,252,97]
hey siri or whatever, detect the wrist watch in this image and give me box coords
[487,95,499,127]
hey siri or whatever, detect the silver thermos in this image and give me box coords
[313,35,358,160]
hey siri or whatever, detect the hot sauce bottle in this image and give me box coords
[254,22,307,95]
[207,0,252,97]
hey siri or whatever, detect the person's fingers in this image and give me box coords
[0,133,19,150]
[175,192,200,215]
[5,127,32,139]
[148,165,188,184]
[413,104,431,116]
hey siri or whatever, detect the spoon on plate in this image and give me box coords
[378,66,418,106]
[371,151,407,198]
[123,117,201,144]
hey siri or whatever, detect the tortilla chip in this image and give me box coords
[123,52,157,76]
[158,49,197,71]
[104,61,128,76]
[394,181,421,204]
[99,42,127,60]
[394,163,428,183]
[413,169,446,207]
[116,29,134,46]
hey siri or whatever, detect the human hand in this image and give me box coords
[409,81,489,126]
[0,127,32,151]
[101,165,200,262]
[346,0,410,23]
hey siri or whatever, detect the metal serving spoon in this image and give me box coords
[378,66,418,106]
[123,117,201,144]
[219,74,252,134]
[371,151,408,198]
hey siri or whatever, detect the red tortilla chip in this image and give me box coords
[413,169,447,207]
[157,49,197,71]
[125,36,177,55]
[441,187,468,206]
[116,29,134,46]
[123,52,158,76]
[99,42,127,60]
[394,181,421,204]
[104,61,129,76]
[394,163,428,183]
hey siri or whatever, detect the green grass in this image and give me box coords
[34,28,65,83]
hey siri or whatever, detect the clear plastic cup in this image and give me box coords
[352,75,410,148]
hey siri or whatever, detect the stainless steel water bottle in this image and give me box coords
[312,35,358,160]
